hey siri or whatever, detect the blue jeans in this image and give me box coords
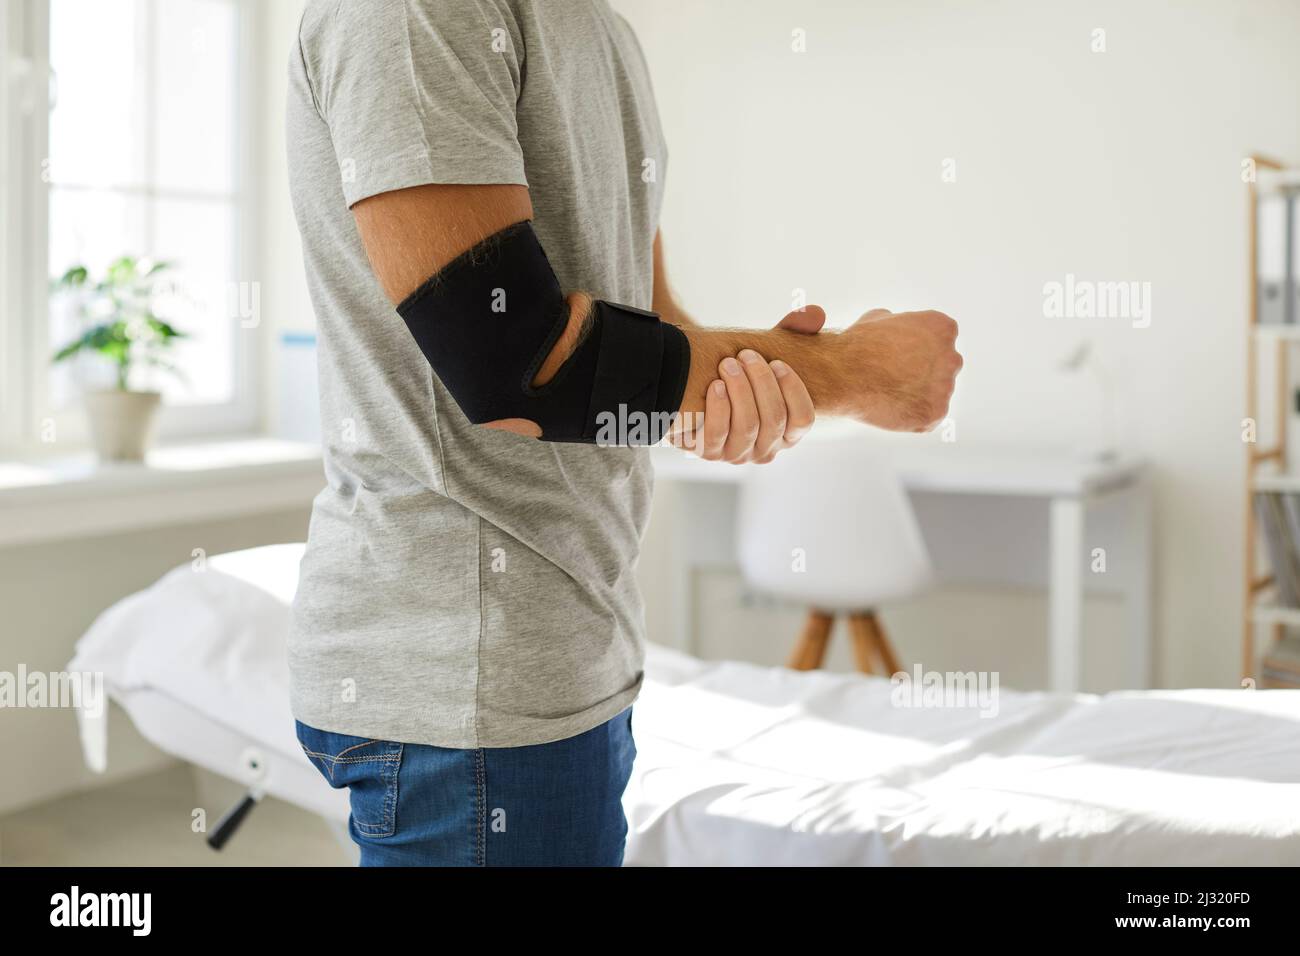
[295,707,636,866]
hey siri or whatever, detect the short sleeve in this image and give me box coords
[299,0,527,207]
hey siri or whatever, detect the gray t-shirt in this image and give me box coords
[286,0,667,748]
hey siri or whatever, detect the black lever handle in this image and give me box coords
[206,792,258,851]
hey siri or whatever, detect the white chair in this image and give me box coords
[737,440,933,675]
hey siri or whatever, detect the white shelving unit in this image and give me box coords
[1245,155,1300,681]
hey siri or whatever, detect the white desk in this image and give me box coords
[650,431,1151,693]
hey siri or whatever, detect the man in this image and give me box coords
[286,0,961,867]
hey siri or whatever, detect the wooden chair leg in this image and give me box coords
[788,610,834,670]
[847,613,878,675]
[852,611,903,676]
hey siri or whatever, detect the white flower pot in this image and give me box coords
[83,389,162,463]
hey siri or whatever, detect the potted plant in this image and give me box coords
[51,256,187,463]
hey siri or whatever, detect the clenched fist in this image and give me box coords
[833,309,963,432]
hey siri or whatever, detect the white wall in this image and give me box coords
[616,0,1300,688]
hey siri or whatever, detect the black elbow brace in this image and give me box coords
[395,221,690,445]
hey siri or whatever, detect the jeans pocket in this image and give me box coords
[296,721,403,838]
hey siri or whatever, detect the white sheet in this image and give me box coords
[627,656,1300,865]
[71,544,1300,866]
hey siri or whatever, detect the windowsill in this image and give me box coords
[0,437,324,548]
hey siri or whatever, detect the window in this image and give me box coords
[1,0,258,453]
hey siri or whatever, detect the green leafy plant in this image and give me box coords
[50,256,188,391]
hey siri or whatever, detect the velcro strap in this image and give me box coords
[583,300,665,441]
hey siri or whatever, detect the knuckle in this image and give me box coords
[790,409,814,429]
[926,312,957,338]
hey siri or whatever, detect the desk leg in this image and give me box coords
[1125,477,1154,688]
[667,486,696,655]
[1048,496,1084,692]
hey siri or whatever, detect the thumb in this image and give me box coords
[776,304,826,335]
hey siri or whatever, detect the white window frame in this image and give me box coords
[1,0,263,458]
[0,0,37,451]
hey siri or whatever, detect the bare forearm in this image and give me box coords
[679,326,851,416]
[651,230,700,329]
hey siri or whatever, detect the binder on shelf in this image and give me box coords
[1254,490,1300,607]
[1256,192,1289,325]
[1292,192,1300,328]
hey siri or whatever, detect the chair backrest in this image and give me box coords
[736,439,933,612]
